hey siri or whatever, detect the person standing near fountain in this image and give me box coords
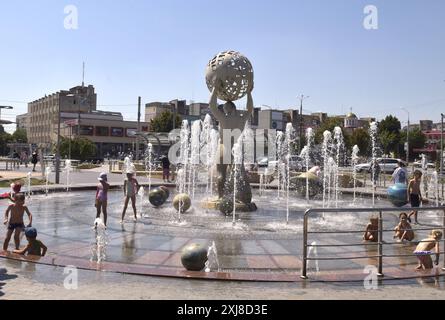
[95,173,110,229]
[408,170,423,224]
[31,151,38,172]
[161,155,171,183]
[3,193,32,251]
[392,161,408,185]
[120,171,140,223]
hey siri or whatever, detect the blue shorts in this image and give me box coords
[8,223,25,231]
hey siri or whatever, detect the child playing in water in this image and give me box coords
[95,173,110,229]
[120,171,140,223]
[13,227,47,256]
[408,170,423,224]
[0,181,22,202]
[3,193,32,251]
[393,212,414,242]
[414,230,442,270]
[363,216,379,242]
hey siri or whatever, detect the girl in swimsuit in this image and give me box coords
[95,173,110,229]
[120,172,140,223]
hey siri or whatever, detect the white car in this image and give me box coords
[354,158,405,174]
[413,161,436,169]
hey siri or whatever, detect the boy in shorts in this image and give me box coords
[3,193,32,251]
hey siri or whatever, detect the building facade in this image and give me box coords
[27,85,97,146]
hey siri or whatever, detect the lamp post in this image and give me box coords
[55,95,61,184]
[298,95,309,152]
[401,107,410,164]
[441,113,444,200]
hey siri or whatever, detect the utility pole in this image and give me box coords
[441,113,444,200]
[136,96,141,161]
[401,107,410,164]
[55,94,61,184]
[298,95,309,152]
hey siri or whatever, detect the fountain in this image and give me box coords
[333,127,344,208]
[26,172,32,199]
[430,170,439,207]
[144,143,153,194]
[302,128,314,203]
[64,160,72,192]
[284,123,294,224]
[352,145,360,203]
[307,241,320,273]
[190,120,201,199]
[44,166,52,196]
[205,241,220,272]
[421,154,428,199]
[91,218,108,263]
[232,140,243,227]
[369,122,378,206]
[276,131,284,199]
[322,131,332,208]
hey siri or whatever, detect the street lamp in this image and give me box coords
[441,113,444,199]
[298,95,309,152]
[401,107,410,164]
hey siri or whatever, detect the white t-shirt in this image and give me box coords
[392,167,408,184]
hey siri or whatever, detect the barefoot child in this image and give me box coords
[414,230,442,270]
[3,193,32,251]
[95,173,109,229]
[120,171,140,223]
[408,170,423,224]
[363,216,379,242]
[13,227,47,256]
[394,212,414,242]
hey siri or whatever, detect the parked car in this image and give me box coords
[268,156,311,172]
[413,160,436,169]
[354,158,405,174]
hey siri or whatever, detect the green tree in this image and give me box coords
[377,115,401,156]
[59,137,97,161]
[0,132,12,156]
[409,128,426,160]
[349,128,371,156]
[314,117,344,144]
[12,128,27,143]
[150,111,182,132]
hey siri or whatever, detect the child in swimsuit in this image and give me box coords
[363,217,379,242]
[13,227,47,256]
[414,230,442,270]
[3,193,32,251]
[95,173,110,229]
[120,171,140,223]
[408,170,423,224]
[393,212,414,242]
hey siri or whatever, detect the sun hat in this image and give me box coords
[98,172,108,182]
[25,227,37,238]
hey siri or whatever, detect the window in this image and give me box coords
[79,126,94,136]
[126,128,137,137]
[111,127,124,137]
[95,126,109,136]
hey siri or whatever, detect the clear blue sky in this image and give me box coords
[0,0,444,133]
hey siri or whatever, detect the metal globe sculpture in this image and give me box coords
[387,184,409,207]
[148,188,167,207]
[181,243,208,271]
[205,51,254,102]
[173,193,192,213]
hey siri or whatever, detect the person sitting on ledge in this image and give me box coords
[363,216,379,242]
[393,212,414,242]
[13,227,47,257]
[414,230,442,270]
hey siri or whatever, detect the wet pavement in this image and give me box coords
[0,189,444,284]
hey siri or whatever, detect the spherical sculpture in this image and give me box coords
[173,193,192,213]
[387,183,409,207]
[205,51,253,102]
[181,243,208,271]
[218,197,234,216]
[159,186,170,201]
[148,188,167,207]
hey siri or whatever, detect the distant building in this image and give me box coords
[16,113,29,130]
[413,129,444,161]
[420,120,434,131]
[27,85,97,146]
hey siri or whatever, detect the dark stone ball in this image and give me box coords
[159,186,170,201]
[148,188,167,207]
[181,243,208,271]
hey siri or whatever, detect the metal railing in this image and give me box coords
[301,206,445,279]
